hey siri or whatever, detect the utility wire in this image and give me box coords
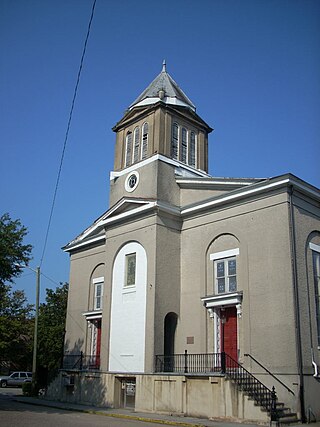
[40,271,61,287]
[39,0,97,267]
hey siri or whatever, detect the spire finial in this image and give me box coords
[162,59,166,72]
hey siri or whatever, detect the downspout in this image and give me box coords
[305,235,319,379]
[312,359,318,377]
[288,185,306,423]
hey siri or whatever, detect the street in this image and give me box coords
[0,389,174,427]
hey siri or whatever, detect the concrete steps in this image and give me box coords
[226,374,298,424]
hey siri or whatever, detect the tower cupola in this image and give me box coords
[112,62,212,173]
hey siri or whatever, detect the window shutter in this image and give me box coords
[141,123,148,160]
[181,128,187,163]
[189,131,196,167]
[171,123,179,160]
[133,127,140,163]
[125,132,133,167]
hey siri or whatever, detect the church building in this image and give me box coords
[50,62,320,423]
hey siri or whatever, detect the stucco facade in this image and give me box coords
[57,63,320,423]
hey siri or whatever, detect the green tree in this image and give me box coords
[0,286,34,370]
[0,213,33,371]
[0,213,32,285]
[37,283,68,382]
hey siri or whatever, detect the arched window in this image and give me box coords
[125,131,133,167]
[133,127,140,163]
[171,123,179,160]
[181,128,187,163]
[189,131,196,167]
[141,122,148,160]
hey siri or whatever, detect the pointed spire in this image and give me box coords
[129,61,196,112]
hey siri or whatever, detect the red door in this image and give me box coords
[221,307,237,361]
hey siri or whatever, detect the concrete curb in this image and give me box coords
[15,398,205,427]
[81,411,205,427]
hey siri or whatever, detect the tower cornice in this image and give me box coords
[113,101,213,134]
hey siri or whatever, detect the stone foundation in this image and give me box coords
[46,371,270,423]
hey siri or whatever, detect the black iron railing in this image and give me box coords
[223,353,278,420]
[62,352,100,371]
[155,350,221,373]
[155,351,278,420]
[244,353,295,395]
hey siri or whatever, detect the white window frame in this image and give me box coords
[210,249,239,295]
[210,248,239,261]
[214,257,237,294]
[93,277,104,310]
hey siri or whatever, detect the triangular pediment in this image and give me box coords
[104,197,156,219]
[63,198,157,252]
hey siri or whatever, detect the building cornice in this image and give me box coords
[176,177,263,190]
[110,154,210,181]
[64,174,319,253]
[181,174,320,217]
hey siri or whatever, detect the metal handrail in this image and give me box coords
[155,351,279,420]
[244,353,295,395]
[224,353,278,420]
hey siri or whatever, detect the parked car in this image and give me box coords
[0,371,32,387]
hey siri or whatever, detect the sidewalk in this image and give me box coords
[14,395,320,427]
[14,395,269,427]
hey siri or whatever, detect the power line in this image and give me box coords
[40,271,61,287]
[39,0,97,267]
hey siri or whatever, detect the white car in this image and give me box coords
[0,371,32,387]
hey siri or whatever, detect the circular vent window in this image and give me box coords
[125,171,139,192]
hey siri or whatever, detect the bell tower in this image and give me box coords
[109,62,213,207]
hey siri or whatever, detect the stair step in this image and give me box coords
[225,371,297,423]
[277,407,294,414]
[277,413,299,424]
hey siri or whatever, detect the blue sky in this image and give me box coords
[1,0,319,304]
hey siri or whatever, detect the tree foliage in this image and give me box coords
[0,213,33,371]
[0,212,32,285]
[0,284,34,370]
[37,282,68,373]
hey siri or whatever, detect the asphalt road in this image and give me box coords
[0,389,171,427]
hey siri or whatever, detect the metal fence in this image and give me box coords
[62,353,100,371]
[155,351,278,420]
[155,351,222,373]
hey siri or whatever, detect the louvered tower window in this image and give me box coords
[181,128,187,163]
[171,123,179,160]
[133,127,140,163]
[189,131,196,168]
[141,123,148,160]
[125,131,133,167]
